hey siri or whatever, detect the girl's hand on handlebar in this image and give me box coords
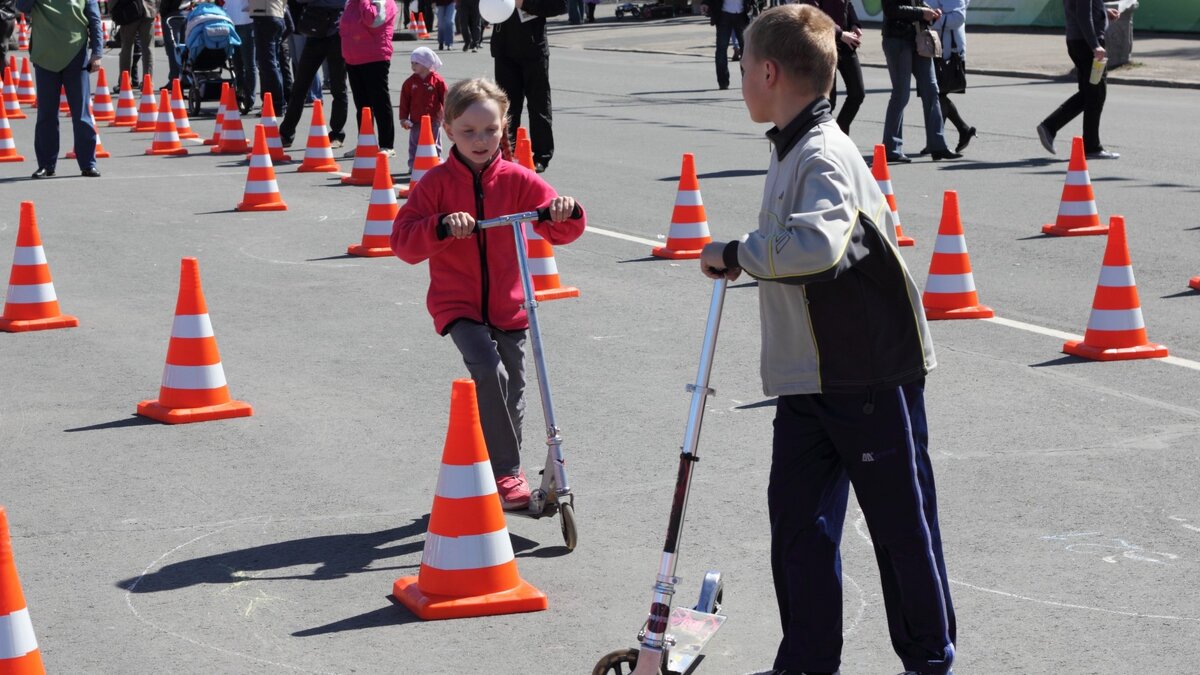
[546,196,577,222]
[444,212,476,239]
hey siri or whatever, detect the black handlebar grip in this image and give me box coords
[536,204,584,222]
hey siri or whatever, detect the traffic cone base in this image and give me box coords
[923,305,994,321]
[392,575,548,621]
[0,313,79,332]
[535,287,580,301]
[1190,276,1200,291]
[1041,222,1109,237]
[1062,340,1167,362]
[136,398,253,424]
[346,244,391,257]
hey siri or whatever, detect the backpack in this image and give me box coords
[184,2,241,60]
[110,0,149,26]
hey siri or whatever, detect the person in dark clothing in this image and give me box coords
[807,0,864,134]
[457,0,481,51]
[700,0,753,91]
[489,0,565,172]
[278,0,348,148]
[159,0,184,87]
[1037,0,1120,159]
[0,0,15,70]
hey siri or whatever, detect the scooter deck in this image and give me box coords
[643,607,726,674]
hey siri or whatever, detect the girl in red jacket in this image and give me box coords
[390,78,586,510]
[398,47,447,173]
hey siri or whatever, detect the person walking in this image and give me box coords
[0,0,14,68]
[434,0,454,49]
[279,0,348,148]
[15,0,103,177]
[115,0,157,84]
[809,0,865,134]
[457,0,480,50]
[490,0,565,172]
[880,0,959,162]
[700,0,752,91]
[1037,0,1120,159]
[225,0,257,112]
[250,0,286,113]
[159,0,185,88]
[341,0,397,153]
[929,0,975,152]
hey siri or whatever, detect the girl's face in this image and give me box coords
[444,99,505,171]
[411,62,431,78]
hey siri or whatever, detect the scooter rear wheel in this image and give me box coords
[592,648,659,675]
[560,501,578,551]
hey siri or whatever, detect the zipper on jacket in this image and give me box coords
[855,261,877,414]
[473,170,490,326]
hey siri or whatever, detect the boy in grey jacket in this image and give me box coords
[699,6,955,674]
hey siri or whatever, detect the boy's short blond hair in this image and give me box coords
[445,78,511,125]
[744,5,837,97]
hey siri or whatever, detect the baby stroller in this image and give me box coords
[169,1,249,116]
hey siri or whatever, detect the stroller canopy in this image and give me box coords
[184,2,241,62]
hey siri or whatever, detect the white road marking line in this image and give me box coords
[585,225,662,248]
[984,316,1200,371]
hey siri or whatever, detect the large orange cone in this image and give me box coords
[0,202,79,333]
[145,89,188,156]
[15,58,35,105]
[297,99,340,172]
[1042,137,1108,237]
[415,11,429,38]
[111,70,139,127]
[396,114,440,198]
[524,221,579,301]
[514,131,534,170]
[341,107,379,185]
[66,103,111,159]
[91,68,116,122]
[393,379,548,620]
[1063,216,1167,361]
[872,145,915,246]
[132,74,159,131]
[153,14,164,44]
[2,68,26,120]
[136,257,253,424]
[169,78,198,139]
[0,507,46,674]
[922,191,993,320]
[653,153,712,259]
[347,152,399,256]
[204,82,228,146]
[58,86,70,115]
[236,125,287,211]
[0,100,24,163]
[210,85,249,154]
[248,92,288,162]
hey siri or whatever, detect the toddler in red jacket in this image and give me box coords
[398,47,448,173]
[390,78,586,509]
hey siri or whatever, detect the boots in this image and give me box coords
[586,2,595,21]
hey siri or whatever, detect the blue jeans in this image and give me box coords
[881,36,948,156]
[253,16,286,111]
[234,23,257,105]
[32,48,97,171]
[436,3,456,47]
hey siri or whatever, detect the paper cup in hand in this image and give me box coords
[481,0,515,24]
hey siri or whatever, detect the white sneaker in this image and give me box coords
[383,148,396,158]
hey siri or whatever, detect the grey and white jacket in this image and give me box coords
[723,98,936,396]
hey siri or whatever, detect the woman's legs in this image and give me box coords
[881,36,913,156]
[913,53,950,153]
[835,47,865,134]
[437,3,456,48]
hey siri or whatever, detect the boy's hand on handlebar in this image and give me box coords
[545,196,577,222]
[700,241,741,281]
[444,212,477,238]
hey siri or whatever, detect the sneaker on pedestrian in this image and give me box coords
[1036,123,1056,155]
[383,148,396,158]
[330,138,344,149]
[280,134,294,148]
[1086,149,1120,160]
[497,470,531,510]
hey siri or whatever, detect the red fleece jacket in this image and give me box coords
[390,150,587,334]
[398,71,447,125]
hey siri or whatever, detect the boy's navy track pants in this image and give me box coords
[769,379,956,675]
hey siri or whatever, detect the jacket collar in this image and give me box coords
[766,97,833,160]
[448,146,502,178]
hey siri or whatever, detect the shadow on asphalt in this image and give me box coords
[293,596,422,635]
[64,416,160,432]
[734,398,776,410]
[936,157,1060,171]
[1162,289,1199,299]
[729,281,758,289]
[1029,355,1091,368]
[656,169,768,181]
[307,254,357,261]
[617,256,663,263]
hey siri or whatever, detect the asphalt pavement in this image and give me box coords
[1,22,1199,675]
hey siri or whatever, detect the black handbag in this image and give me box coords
[295,4,341,37]
[935,52,967,94]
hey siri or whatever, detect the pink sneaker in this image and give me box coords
[496,470,531,511]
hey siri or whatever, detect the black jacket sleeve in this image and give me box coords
[520,0,565,17]
[882,0,926,22]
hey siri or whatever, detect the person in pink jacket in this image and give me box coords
[391,78,586,509]
[341,0,398,152]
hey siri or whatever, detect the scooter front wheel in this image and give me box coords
[560,501,578,551]
[592,648,659,675]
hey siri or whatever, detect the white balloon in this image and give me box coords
[480,0,516,25]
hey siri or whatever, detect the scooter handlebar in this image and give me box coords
[436,205,582,240]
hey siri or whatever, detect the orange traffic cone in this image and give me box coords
[922,191,993,320]
[145,89,188,155]
[210,85,249,154]
[341,107,378,185]
[132,74,158,131]
[204,82,228,146]
[236,125,287,211]
[397,114,440,198]
[15,58,35,105]
[169,78,199,139]
[393,379,548,620]
[1042,137,1108,237]
[297,99,340,172]
[653,153,712,259]
[0,101,24,163]
[872,145,915,246]
[347,152,399,257]
[58,86,70,115]
[1189,276,1200,291]
[1062,216,1167,361]
[514,132,534,171]
[511,135,579,300]
[248,92,288,162]
[66,103,110,159]
[137,257,253,424]
[16,17,28,51]
[415,11,429,38]
[0,507,46,674]
[91,67,116,122]
[0,202,79,333]
[2,68,26,120]
[153,14,163,43]
[111,70,138,127]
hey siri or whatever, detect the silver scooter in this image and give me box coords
[469,207,580,551]
[593,279,729,675]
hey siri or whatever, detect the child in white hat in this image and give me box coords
[398,47,448,173]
